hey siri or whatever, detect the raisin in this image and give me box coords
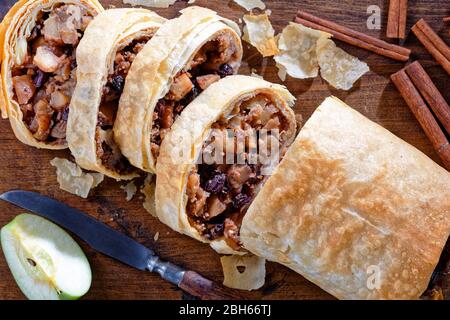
[60,106,70,122]
[111,75,125,92]
[197,164,217,182]
[181,85,199,107]
[33,70,46,88]
[218,63,234,77]
[232,193,251,209]
[102,141,113,154]
[204,173,226,194]
[188,86,200,101]
[71,59,77,69]
[209,223,224,239]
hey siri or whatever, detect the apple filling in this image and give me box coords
[150,30,240,158]
[186,94,291,250]
[95,34,155,174]
[11,4,94,144]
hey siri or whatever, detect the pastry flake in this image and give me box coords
[274,22,330,79]
[316,37,369,90]
[50,157,104,198]
[221,255,266,290]
[243,14,279,57]
[276,62,287,81]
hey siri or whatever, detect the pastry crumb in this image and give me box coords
[120,181,137,201]
[141,174,157,217]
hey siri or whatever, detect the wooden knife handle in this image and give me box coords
[146,255,243,300]
[179,271,245,300]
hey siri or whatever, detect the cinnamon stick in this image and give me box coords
[412,19,450,74]
[405,61,450,135]
[387,0,400,38]
[417,19,450,60]
[391,69,450,170]
[387,0,408,39]
[296,10,411,61]
[398,0,408,39]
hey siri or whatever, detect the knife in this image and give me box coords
[0,190,244,300]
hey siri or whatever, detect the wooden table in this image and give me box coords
[0,0,449,300]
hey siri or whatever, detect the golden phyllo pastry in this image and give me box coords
[66,9,166,180]
[114,6,243,173]
[0,0,104,149]
[241,96,450,300]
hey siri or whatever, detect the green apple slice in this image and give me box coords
[1,214,91,300]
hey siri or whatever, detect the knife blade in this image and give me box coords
[1,190,153,270]
[0,190,244,300]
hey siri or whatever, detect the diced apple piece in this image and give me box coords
[169,73,193,101]
[33,46,62,73]
[13,75,36,104]
[196,74,220,90]
[50,91,69,111]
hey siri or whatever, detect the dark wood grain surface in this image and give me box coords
[0,0,449,300]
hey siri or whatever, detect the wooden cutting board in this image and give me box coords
[0,0,448,300]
